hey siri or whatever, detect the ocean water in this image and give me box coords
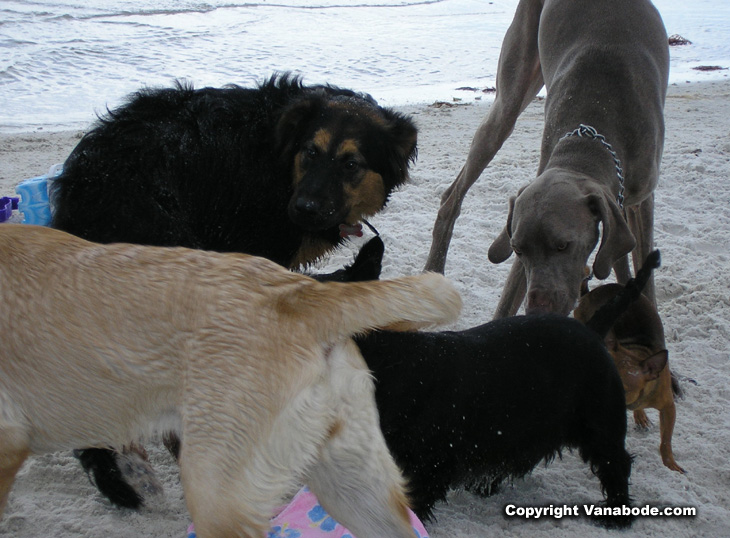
[1,0,728,132]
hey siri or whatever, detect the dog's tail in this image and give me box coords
[586,250,661,339]
[280,272,461,343]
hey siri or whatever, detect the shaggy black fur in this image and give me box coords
[357,318,633,527]
[51,74,417,269]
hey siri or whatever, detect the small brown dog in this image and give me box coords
[574,282,683,473]
[0,224,461,537]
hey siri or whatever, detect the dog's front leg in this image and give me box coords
[424,0,545,274]
[493,257,528,318]
[627,196,657,306]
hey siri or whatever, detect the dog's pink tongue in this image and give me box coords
[339,223,363,238]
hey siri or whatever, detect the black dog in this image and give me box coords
[50,74,417,269]
[350,254,662,528]
[50,75,416,510]
[358,318,633,528]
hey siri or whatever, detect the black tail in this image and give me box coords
[586,250,661,338]
[312,236,384,283]
[671,371,684,399]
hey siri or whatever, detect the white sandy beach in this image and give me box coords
[0,79,729,537]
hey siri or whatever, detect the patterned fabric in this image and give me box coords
[186,486,428,538]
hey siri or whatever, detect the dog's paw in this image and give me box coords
[74,448,145,509]
[116,449,165,500]
[633,409,652,430]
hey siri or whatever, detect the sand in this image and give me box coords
[0,79,728,537]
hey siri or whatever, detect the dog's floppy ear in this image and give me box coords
[488,192,519,264]
[276,96,322,157]
[381,108,418,168]
[588,191,635,280]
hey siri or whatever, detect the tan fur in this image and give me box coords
[574,284,683,473]
[0,224,461,536]
[344,170,387,223]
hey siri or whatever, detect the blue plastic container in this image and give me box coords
[15,164,62,226]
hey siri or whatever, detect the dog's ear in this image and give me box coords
[382,108,418,168]
[488,194,518,264]
[588,192,635,280]
[640,350,668,381]
[276,96,322,158]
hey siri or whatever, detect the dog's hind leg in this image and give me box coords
[306,341,415,538]
[580,415,634,528]
[425,0,545,274]
[0,421,30,516]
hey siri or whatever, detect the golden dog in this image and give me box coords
[0,224,461,538]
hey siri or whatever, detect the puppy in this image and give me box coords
[574,277,683,473]
[0,224,461,538]
[50,74,417,269]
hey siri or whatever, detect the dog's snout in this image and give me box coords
[293,197,322,216]
[525,290,556,316]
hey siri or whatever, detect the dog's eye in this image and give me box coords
[303,147,318,160]
[344,160,360,171]
[557,242,568,252]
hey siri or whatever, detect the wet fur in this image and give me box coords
[357,316,633,528]
[50,74,417,269]
[0,225,461,538]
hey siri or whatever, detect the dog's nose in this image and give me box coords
[293,197,321,216]
[526,290,555,316]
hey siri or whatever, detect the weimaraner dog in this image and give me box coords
[424,0,669,317]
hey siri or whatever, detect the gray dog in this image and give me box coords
[425,0,669,317]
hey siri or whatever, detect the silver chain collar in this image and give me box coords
[560,124,625,209]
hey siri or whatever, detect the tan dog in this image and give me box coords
[424,0,669,317]
[0,224,461,537]
[574,283,683,473]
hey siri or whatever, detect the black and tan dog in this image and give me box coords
[50,74,417,269]
[49,74,417,507]
[0,224,461,538]
[574,269,684,473]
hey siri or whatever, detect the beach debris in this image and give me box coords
[455,86,497,93]
[668,34,692,46]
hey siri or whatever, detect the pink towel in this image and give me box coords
[186,486,428,538]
